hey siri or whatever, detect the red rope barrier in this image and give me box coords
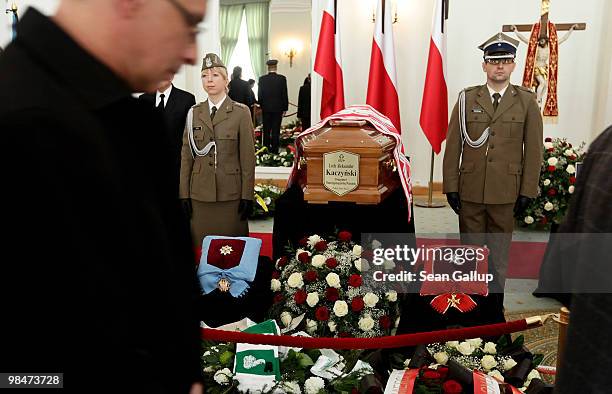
[202,319,530,349]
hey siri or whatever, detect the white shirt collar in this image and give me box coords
[208,95,227,115]
[486,84,509,103]
[155,85,173,106]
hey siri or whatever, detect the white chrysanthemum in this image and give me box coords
[295,249,311,260]
[488,370,504,382]
[264,197,272,205]
[306,292,319,307]
[363,293,379,308]
[326,273,341,288]
[569,185,575,194]
[352,245,362,257]
[434,351,449,365]
[328,321,337,332]
[213,368,232,385]
[543,142,553,150]
[304,376,325,394]
[483,341,497,354]
[358,315,375,331]
[544,202,554,211]
[306,319,318,334]
[333,300,349,317]
[503,358,518,371]
[280,311,292,327]
[566,164,576,174]
[386,290,398,302]
[271,279,281,292]
[481,355,498,371]
[547,157,558,166]
[446,341,459,349]
[275,381,301,394]
[457,341,475,355]
[466,338,482,348]
[287,272,304,288]
[311,254,326,268]
[254,185,263,192]
[307,234,323,248]
[280,151,287,156]
[543,179,551,186]
[524,216,534,224]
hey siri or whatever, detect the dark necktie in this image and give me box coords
[492,93,501,112]
[211,106,217,121]
[157,94,165,111]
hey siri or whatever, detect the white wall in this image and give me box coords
[311,0,612,187]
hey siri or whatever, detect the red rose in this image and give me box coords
[294,290,307,304]
[422,370,442,380]
[547,165,556,172]
[437,366,449,380]
[273,293,284,304]
[325,287,340,302]
[379,315,391,329]
[338,231,352,242]
[544,137,552,142]
[351,297,364,312]
[315,306,329,321]
[442,379,463,394]
[547,148,554,153]
[276,256,288,268]
[569,154,576,161]
[298,252,311,264]
[325,257,338,269]
[298,237,308,247]
[348,274,362,287]
[314,241,328,252]
[304,270,318,283]
[540,217,548,225]
[570,176,576,184]
[271,271,280,279]
[547,188,557,196]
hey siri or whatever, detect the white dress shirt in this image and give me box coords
[486,84,509,103]
[156,85,173,107]
[208,95,227,115]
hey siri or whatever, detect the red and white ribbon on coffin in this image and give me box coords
[430,292,478,315]
[287,104,413,222]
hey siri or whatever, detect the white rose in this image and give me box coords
[328,321,337,332]
[311,254,326,268]
[488,370,504,382]
[326,272,341,288]
[306,319,318,334]
[467,338,483,348]
[280,311,292,327]
[271,279,282,292]
[483,341,497,354]
[264,197,272,205]
[527,369,541,381]
[295,249,311,260]
[333,300,349,317]
[307,234,323,248]
[433,351,449,365]
[543,142,553,150]
[304,376,325,394]
[569,185,575,194]
[481,355,498,371]
[213,368,232,385]
[280,151,287,156]
[371,239,382,249]
[544,202,554,211]
[306,292,319,307]
[354,259,362,271]
[358,315,375,331]
[543,179,551,186]
[287,272,304,288]
[547,157,558,166]
[566,164,576,174]
[254,185,263,192]
[457,341,475,355]
[363,293,379,308]
[524,216,535,224]
[352,245,362,257]
[503,358,518,371]
[564,149,574,157]
[446,341,460,349]
[386,290,398,302]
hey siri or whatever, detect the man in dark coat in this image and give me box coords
[228,66,255,109]
[0,1,207,393]
[139,80,196,181]
[298,74,311,130]
[258,59,288,153]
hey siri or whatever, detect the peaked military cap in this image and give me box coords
[266,59,278,66]
[202,53,225,71]
[478,32,520,59]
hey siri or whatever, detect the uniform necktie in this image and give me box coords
[211,106,217,121]
[157,94,165,111]
[492,93,501,112]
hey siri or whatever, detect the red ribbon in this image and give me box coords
[430,293,478,315]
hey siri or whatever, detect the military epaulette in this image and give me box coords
[514,85,534,93]
[233,102,248,109]
[192,102,206,109]
[463,85,480,93]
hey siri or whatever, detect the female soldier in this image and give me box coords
[179,53,255,247]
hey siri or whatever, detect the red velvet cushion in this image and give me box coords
[207,239,246,270]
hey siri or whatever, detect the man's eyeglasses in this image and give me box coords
[484,58,515,65]
[164,0,204,41]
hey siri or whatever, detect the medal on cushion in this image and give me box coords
[218,277,231,292]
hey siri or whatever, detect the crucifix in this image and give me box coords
[502,0,586,117]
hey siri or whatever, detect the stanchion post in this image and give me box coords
[415,148,445,208]
[555,307,570,373]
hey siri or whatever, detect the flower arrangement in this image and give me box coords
[269,232,400,338]
[255,142,295,167]
[251,183,284,220]
[520,137,585,230]
[280,120,302,148]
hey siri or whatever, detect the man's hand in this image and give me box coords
[446,192,461,215]
[238,199,253,221]
[180,198,192,219]
[514,195,532,216]
[189,382,203,394]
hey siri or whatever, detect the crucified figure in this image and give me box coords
[511,24,578,106]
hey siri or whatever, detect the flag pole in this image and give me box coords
[415,148,445,208]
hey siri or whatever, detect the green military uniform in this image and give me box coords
[443,33,543,289]
[179,54,256,246]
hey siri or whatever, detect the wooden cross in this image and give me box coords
[502,0,586,34]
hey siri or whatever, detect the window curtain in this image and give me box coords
[244,2,269,79]
[219,4,244,66]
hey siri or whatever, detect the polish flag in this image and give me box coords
[419,0,449,154]
[367,0,401,133]
[314,0,345,119]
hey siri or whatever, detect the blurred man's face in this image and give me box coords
[157,79,173,92]
[128,0,206,91]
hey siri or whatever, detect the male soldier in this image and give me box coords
[258,59,288,153]
[443,33,543,298]
[0,0,206,392]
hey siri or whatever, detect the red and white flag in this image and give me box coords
[419,0,449,154]
[314,0,345,119]
[366,0,401,133]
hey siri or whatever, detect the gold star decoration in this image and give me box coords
[447,293,461,308]
[220,245,233,256]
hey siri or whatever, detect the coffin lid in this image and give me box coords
[300,120,396,154]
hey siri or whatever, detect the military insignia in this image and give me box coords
[218,277,231,292]
[471,107,484,113]
[205,57,213,68]
[193,126,202,130]
[220,245,233,256]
